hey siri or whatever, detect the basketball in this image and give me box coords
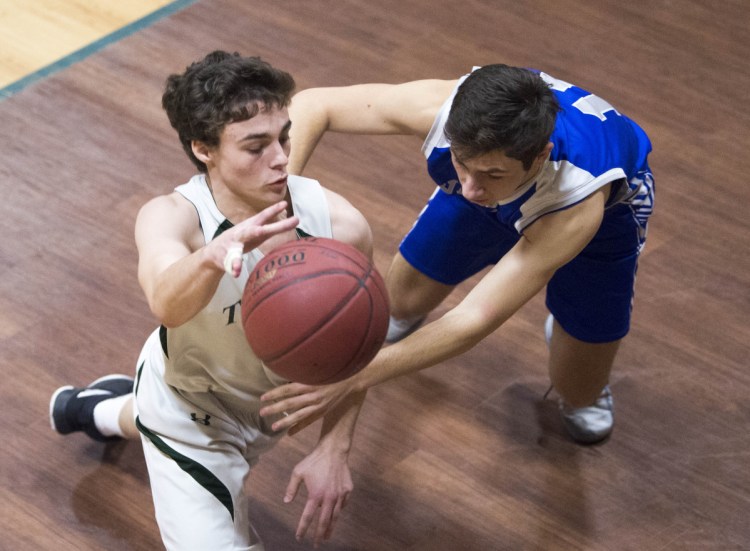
[241,237,390,385]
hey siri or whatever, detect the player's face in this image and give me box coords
[203,105,292,210]
[451,146,550,206]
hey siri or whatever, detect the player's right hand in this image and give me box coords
[210,201,299,277]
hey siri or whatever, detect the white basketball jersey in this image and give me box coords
[156,174,332,399]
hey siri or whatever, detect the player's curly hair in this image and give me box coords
[445,64,559,170]
[162,51,295,172]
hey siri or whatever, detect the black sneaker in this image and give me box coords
[50,374,134,442]
[88,374,134,396]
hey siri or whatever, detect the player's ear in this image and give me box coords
[192,141,212,165]
[539,142,554,159]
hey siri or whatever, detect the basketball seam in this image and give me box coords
[255,269,373,365]
[314,279,380,384]
[242,268,367,321]
[241,238,389,384]
[283,277,376,383]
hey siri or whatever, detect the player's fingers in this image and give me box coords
[342,489,351,510]
[284,471,303,504]
[273,405,324,432]
[261,382,316,403]
[295,499,319,542]
[222,244,244,277]
[238,216,299,250]
[258,396,302,418]
[321,495,347,542]
[252,200,288,223]
[256,215,299,237]
[259,387,321,418]
[313,499,336,546]
[233,201,298,244]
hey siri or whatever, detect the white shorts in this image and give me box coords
[133,331,284,550]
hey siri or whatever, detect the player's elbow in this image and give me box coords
[150,303,176,328]
[148,298,188,329]
[290,88,332,127]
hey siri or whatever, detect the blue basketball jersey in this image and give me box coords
[421,69,654,233]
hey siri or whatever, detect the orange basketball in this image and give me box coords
[241,237,389,385]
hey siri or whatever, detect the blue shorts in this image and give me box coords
[399,179,654,343]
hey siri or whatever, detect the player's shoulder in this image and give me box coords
[404,77,460,110]
[321,186,373,258]
[321,185,364,223]
[136,189,198,232]
[373,77,458,137]
[139,189,192,213]
[406,78,459,100]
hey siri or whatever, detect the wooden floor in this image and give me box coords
[0,0,179,89]
[1,1,749,549]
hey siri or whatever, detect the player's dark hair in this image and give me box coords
[162,50,296,172]
[445,64,559,170]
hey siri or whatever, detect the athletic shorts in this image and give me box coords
[399,173,654,343]
[133,330,283,550]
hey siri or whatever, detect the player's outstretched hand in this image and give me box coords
[285,438,353,547]
[260,379,354,434]
[210,200,299,277]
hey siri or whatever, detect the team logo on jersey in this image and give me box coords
[440,178,461,195]
[628,170,655,247]
[223,299,241,326]
[190,413,211,425]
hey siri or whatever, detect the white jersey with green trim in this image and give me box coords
[156,174,332,399]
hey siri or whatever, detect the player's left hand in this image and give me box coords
[285,442,353,547]
[260,379,353,434]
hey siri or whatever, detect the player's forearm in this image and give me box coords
[145,248,224,327]
[316,389,367,455]
[350,258,552,392]
[350,306,495,392]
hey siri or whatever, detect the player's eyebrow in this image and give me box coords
[454,156,511,174]
[481,166,509,173]
[239,120,292,142]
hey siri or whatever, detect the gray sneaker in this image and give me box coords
[544,314,614,444]
[559,386,614,444]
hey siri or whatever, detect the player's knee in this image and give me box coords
[387,280,451,320]
[388,261,451,317]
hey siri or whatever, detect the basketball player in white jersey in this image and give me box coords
[260,65,655,446]
[50,51,372,550]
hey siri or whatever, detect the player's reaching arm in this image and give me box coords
[260,185,611,430]
[135,195,298,328]
[288,79,458,174]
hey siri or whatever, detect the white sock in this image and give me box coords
[93,394,132,438]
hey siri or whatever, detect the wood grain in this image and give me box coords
[1,1,748,549]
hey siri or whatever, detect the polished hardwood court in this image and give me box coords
[1,1,748,549]
[0,0,176,88]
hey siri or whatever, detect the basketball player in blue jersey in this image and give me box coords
[260,64,655,446]
[49,51,372,549]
